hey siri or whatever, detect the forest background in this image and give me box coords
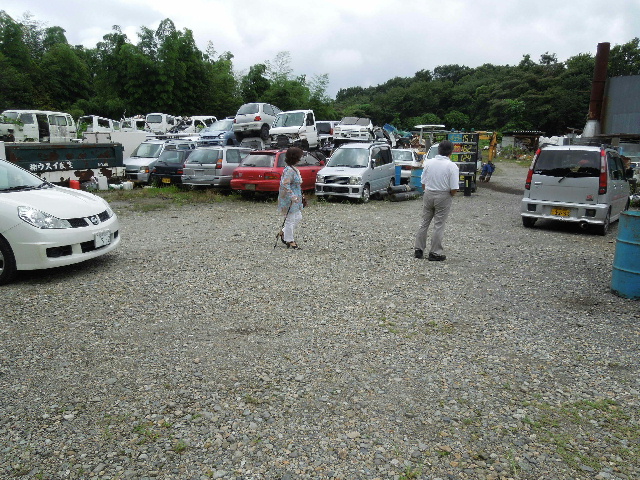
[2,11,640,137]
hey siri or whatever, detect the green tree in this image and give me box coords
[609,37,640,76]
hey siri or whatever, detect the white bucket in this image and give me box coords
[122,181,134,190]
[97,177,108,190]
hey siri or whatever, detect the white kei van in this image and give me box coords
[521,145,632,235]
[145,113,177,135]
[0,110,77,143]
[315,142,395,203]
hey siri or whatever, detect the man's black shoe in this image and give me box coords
[428,252,446,261]
[414,249,423,259]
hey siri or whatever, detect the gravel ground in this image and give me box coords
[1,161,639,480]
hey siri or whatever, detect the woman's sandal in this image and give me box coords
[276,230,287,245]
[286,241,301,250]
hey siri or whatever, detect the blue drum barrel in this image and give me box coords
[611,210,640,299]
[410,168,423,193]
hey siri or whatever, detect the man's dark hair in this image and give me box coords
[438,140,454,157]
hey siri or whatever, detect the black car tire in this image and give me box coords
[260,125,270,141]
[0,236,17,286]
[596,210,611,236]
[360,185,371,204]
[522,217,536,228]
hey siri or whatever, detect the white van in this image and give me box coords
[78,115,120,134]
[269,110,318,149]
[521,145,632,235]
[0,110,76,143]
[315,142,395,203]
[145,113,177,135]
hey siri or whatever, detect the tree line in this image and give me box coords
[1,11,639,136]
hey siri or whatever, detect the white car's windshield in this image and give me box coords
[0,160,47,191]
[273,112,305,128]
[327,148,369,168]
[131,143,163,158]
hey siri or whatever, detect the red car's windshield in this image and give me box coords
[241,153,284,168]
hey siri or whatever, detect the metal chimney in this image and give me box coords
[583,42,610,137]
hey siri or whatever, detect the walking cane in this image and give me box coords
[274,200,293,249]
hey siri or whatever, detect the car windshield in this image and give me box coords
[273,112,305,128]
[241,154,275,167]
[147,115,163,124]
[0,160,47,191]
[131,143,164,158]
[187,149,222,164]
[392,150,413,162]
[237,104,259,115]
[327,148,369,167]
[534,150,600,177]
[205,119,233,132]
[340,117,370,126]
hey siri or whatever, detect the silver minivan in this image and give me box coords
[315,142,395,203]
[181,146,251,188]
[521,145,631,235]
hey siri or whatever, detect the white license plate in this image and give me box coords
[245,184,256,191]
[94,230,111,248]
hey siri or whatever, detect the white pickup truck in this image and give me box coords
[269,110,318,150]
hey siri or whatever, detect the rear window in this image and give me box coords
[237,104,259,115]
[242,154,275,167]
[534,149,600,177]
[392,150,413,162]
[317,122,332,134]
[188,149,222,164]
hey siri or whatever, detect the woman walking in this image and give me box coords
[276,147,305,249]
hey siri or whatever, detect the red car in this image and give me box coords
[230,149,325,194]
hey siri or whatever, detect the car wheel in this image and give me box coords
[596,210,611,236]
[360,185,371,204]
[0,237,17,285]
[235,132,243,142]
[522,217,536,228]
[260,125,270,141]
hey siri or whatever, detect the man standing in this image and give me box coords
[414,140,459,261]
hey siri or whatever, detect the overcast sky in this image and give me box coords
[3,0,639,98]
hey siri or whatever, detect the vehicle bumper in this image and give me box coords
[182,175,232,188]
[520,199,610,225]
[230,180,279,192]
[233,123,261,134]
[125,171,150,184]
[150,174,182,185]
[6,215,121,271]
[315,182,363,199]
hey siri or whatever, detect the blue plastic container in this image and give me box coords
[410,168,423,193]
[395,165,402,186]
[611,210,640,299]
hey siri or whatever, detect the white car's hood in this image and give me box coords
[2,186,109,218]
[319,165,367,175]
[125,156,156,167]
[270,126,303,136]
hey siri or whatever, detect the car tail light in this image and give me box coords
[264,172,280,180]
[524,148,540,190]
[599,149,607,194]
[254,116,262,121]
[216,159,223,170]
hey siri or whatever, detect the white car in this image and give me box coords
[0,159,120,285]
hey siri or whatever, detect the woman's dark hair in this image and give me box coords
[285,147,304,165]
[438,140,454,156]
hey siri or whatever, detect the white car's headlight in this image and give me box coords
[316,174,324,183]
[18,206,72,229]
[349,176,362,185]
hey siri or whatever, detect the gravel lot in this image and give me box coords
[1,161,639,480]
